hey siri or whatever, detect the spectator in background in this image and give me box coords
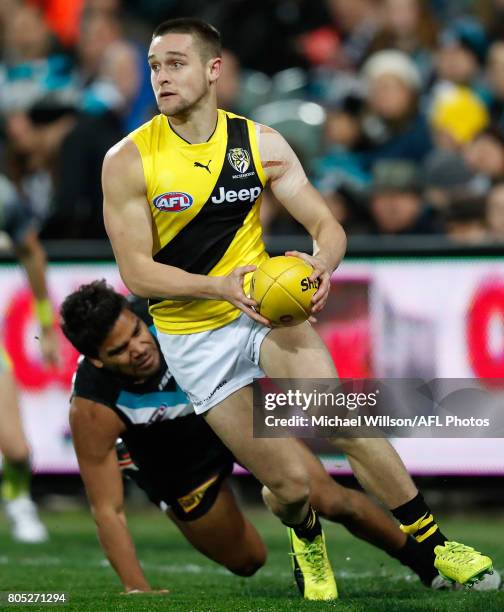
[314,52,434,235]
[77,8,151,131]
[3,3,55,61]
[5,94,78,223]
[28,0,86,48]
[464,127,504,182]
[323,0,381,70]
[210,0,327,75]
[6,92,123,239]
[302,0,380,103]
[216,49,241,113]
[313,91,374,233]
[424,87,491,242]
[87,0,122,13]
[442,195,488,244]
[434,17,489,99]
[78,7,123,80]
[369,159,442,235]
[77,9,122,106]
[100,40,141,108]
[367,0,438,86]
[486,182,504,240]
[315,91,370,190]
[359,50,432,167]
[0,3,74,112]
[485,41,504,131]
[422,149,488,213]
[98,40,150,130]
[429,84,489,152]
[303,0,381,106]
[0,0,19,37]
[483,0,504,44]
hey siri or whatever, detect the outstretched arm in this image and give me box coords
[258,125,347,315]
[102,140,268,324]
[70,398,154,593]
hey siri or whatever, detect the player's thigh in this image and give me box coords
[169,482,266,574]
[0,370,30,459]
[259,322,336,378]
[204,386,310,501]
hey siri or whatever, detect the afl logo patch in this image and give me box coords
[153,192,193,212]
[227,148,250,173]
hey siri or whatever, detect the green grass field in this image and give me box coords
[1,506,503,611]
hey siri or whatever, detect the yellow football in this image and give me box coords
[250,256,319,326]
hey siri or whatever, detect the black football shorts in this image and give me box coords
[118,413,235,521]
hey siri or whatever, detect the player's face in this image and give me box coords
[94,309,161,379]
[148,33,217,117]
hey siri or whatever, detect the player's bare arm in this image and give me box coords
[257,124,347,315]
[102,140,268,325]
[70,398,159,593]
[15,229,59,365]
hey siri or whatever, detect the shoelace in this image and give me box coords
[290,539,328,584]
[438,542,482,567]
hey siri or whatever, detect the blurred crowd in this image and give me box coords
[1,0,504,243]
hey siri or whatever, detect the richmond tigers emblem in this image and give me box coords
[227,147,251,174]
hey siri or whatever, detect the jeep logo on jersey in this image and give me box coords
[211,186,261,204]
[153,192,193,212]
[227,147,250,173]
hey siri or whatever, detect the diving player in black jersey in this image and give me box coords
[61,281,501,594]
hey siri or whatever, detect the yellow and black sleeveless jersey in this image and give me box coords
[130,109,268,334]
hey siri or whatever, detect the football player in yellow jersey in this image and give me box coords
[102,18,493,599]
[0,175,58,543]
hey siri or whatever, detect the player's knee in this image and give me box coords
[235,557,265,577]
[228,547,267,577]
[225,526,267,577]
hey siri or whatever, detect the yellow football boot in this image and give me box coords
[287,528,338,601]
[434,541,494,586]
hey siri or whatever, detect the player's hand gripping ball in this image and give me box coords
[250,256,319,326]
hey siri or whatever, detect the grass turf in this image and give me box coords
[0,506,503,611]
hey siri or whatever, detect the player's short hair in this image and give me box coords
[152,17,222,61]
[60,280,129,358]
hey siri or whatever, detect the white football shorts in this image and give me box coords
[156,313,272,414]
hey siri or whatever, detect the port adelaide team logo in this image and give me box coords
[153,192,193,212]
[227,147,250,173]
